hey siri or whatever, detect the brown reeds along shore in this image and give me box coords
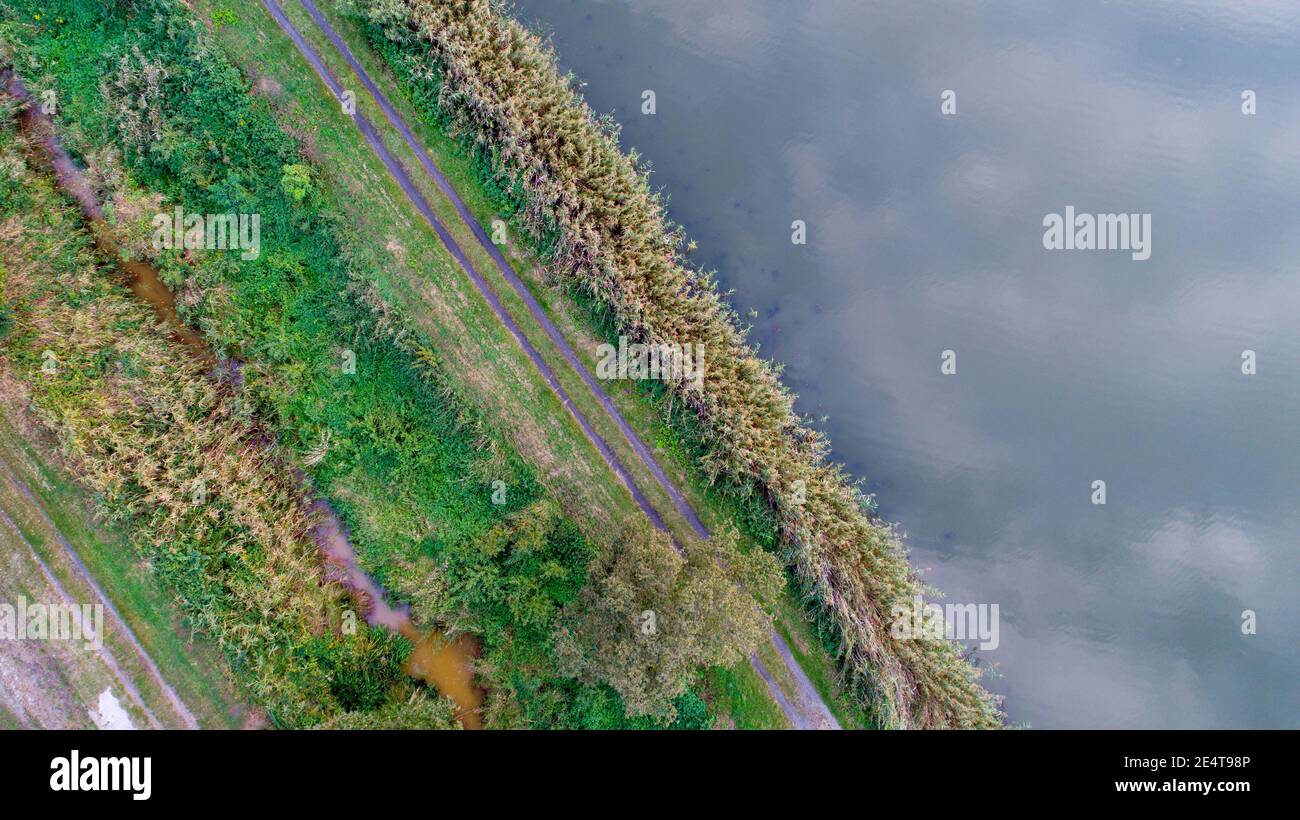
[356,0,1002,728]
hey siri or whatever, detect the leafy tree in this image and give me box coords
[554,521,781,722]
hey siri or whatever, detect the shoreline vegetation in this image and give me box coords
[262,0,838,727]
[346,0,1002,727]
[273,0,858,727]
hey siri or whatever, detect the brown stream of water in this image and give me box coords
[3,67,483,728]
[311,502,483,728]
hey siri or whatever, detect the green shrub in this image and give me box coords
[280,162,311,203]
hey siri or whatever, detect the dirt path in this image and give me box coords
[0,461,200,729]
[263,0,839,730]
[295,0,711,542]
[259,0,668,531]
[0,501,160,729]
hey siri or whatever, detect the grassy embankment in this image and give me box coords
[226,0,796,727]
[251,0,859,728]
[1,0,744,727]
[304,0,869,727]
[0,407,187,729]
[345,0,1002,728]
[201,0,787,726]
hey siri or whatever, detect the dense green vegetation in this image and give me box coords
[556,522,781,722]
[0,0,781,728]
[280,0,863,727]
[0,119,414,727]
[347,0,1001,727]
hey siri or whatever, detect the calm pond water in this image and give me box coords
[513,0,1300,728]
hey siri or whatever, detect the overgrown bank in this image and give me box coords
[348,0,1002,728]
